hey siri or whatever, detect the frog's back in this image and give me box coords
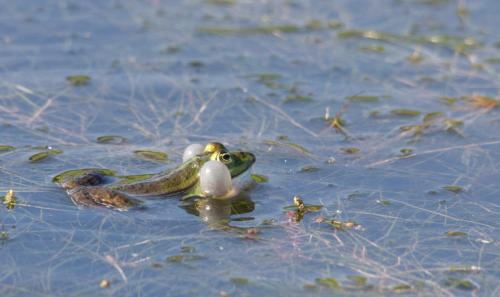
[107,157,203,196]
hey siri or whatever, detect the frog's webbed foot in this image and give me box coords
[68,186,142,210]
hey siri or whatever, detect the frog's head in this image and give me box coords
[204,142,256,177]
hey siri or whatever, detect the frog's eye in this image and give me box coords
[219,152,232,163]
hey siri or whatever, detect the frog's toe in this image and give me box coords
[68,187,142,210]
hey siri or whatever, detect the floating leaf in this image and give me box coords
[423,112,444,123]
[66,75,91,86]
[52,168,116,184]
[96,135,127,144]
[180,246,195,253]
[391,109,421,116]
[399,148,414,157]
[0,145,15,151]
[376,199,391,205]
[316,278,340,289]
[133,150,168,162]
[189,60,204,68]
[0,231,9,241]
[444,277,476,290]
[198,25,301,35]
[359,44,385,53]
[392,284,412,293]
[346,95,379,102]
[443,185,463,194]
[230,277,249,285]
[440,96,458,105]
[166,255,184,263]
[286,143,309,154]
[347,275,367,287]
[3,189,16,210]
[283,94,313,103]
[329,220,358,230]
[340,147,360,154]
[29,152,50,162]
[251,174,268,183]
[445,231,468,237]
[448,265,481,273]
[298,165,320,173]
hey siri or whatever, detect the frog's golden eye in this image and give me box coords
[219,152,232,163]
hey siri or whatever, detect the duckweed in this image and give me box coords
[315,277,340,289]
[66,75,91,86]
[443,185,463,194]
[250,174,268,183]
[96,135,127,144]
[3,189,16,210]
[392,284,412,293]
[391,109,421,116]
[445,231,468,237]
[133,150,168,162]
[340,147,360,154]
[444,277,476,290]
[346,95,379,102]
[298,165,320,173]
[0,145,15,151]
[230,277,249,285]
[29,149,63,162]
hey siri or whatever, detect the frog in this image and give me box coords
[53,142,256,210]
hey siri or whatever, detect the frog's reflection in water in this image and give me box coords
[179,193,255,227]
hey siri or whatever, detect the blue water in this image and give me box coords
[1,0,499,296]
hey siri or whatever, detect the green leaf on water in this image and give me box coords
[391,109,421,116]
[298,165,320,173]
[423,112,444,123]
[251,174,268,183]
[29,148,63,162]
[392,284,412,293]
[376,199,392,205]
[445,231,468,237]
[96,135,127,144]
[439,96,458,105]
[0,145,15,151]
[166,255,184,263]
[66,75,91,86]
[230,277,249,285]
[316,277,340,289]
[443,185,463,194]
[283,94,313,103]
[399,148,414,157]
[359,44,385,53]
[346,95,379,102]
[347,275,367,287]
[133,150,168,162]
[340,147,360,154]
[286,142,310,154]
[448,265,481,273]
[444,277,476,290]
[29,152,50,162]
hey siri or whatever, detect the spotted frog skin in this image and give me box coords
[53,142,255,209]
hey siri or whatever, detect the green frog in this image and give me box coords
[53,142,256,210]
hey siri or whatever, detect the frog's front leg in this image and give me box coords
[68,186,142,209]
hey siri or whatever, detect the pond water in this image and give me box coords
[1,0,499,296]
